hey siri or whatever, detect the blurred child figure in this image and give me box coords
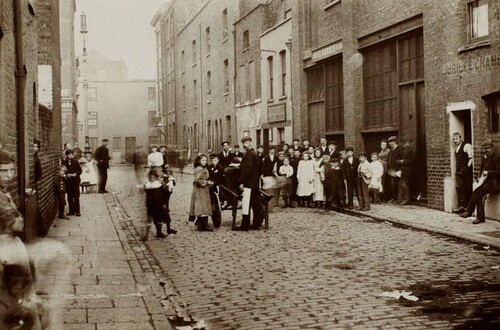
[296,151,315,207]
[54,166,68,220]
[357,152,372,211]
[322,157,345,210]
[143,169,176,240]
[62,149,82,217]
[368,152,384,204]
[312,149,325,208]
[274,151,286,206]
[278,156,294,208]
[320,155,333,210]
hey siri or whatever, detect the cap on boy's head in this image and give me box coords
[102,138,109,142]
[233,144,240,148]
[330,157,339,163]
[65,149,74,156]
[328,141,337,146]
[345,147,354,152]
[0,149,14,164]
[278,151,285,155]
[302,138,309,142]
[482,139,494,148]
[268,145,276,150]
[240,136,252,143]
[293,138,299,142]
[387,136,398,143]
[221,141,230,146]
[257,144,264,149]
[209,153,219,159]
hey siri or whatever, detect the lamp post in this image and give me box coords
[80,12,91,152]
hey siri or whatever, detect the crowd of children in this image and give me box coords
[201,137,406,216]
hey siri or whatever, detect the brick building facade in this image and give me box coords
[60,0,78,146]
[0,0,65,239]
[77,51,156,163]
[292,0,499,214]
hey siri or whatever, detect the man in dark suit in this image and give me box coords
[219,141,234,169]
[292,139,303,152]
[341,147,359,209]
[236,136,262,231]
[233,144,245,159]
[396,138,415,205]
[256,144,266,175]
[387,136,404,203]
[94,139,110,193]
[327,141,340,160]
[318,137,328,156]
[62,149,83,216]
[461,139,500,224]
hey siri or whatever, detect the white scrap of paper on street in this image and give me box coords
[379,290,419,301]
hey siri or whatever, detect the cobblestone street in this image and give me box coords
[109,166,500,330]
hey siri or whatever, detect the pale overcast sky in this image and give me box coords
[74,0,167,80]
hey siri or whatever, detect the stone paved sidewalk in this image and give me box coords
[349,202,500,249]
[37,192,172,330]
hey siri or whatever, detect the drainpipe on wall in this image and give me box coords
[14,0,27,222]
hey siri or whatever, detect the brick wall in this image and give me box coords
[35,0,62,234]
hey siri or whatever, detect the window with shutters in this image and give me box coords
[325,59,344,132]
[362,42,398,129]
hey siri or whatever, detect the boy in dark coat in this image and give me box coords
[341,147,359,209]
[62,149,82,216]
[396,138,415,205]
[208,153,225,228]
[54,165,69,219]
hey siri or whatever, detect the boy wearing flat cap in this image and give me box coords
[460,139,499,224]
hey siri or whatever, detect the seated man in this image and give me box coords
[460,139,499,224]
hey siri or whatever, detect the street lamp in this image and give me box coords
[80,12,91,152]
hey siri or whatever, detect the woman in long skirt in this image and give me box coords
[312,148,325,208]
[189,154,214,231]
[296,151,315,207]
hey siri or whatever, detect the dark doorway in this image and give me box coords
[125,137,136,163]
[263,129,269,151]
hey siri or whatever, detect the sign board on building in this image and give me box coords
[312,40,343,62]
[88,112,98,128]
[267,103,286,123]
[261,120,291,129]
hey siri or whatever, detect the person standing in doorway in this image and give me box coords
[94,139,110,193]
[396,138,415,205]
[387,136,403,203]
[378,139,391,201]
[236,136,262,231]
[452,132,473,213]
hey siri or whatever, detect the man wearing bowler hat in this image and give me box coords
[94,138,111,193]
[460,139,499,224]
[236,136,263,231]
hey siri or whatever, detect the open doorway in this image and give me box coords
[446,105,474,212]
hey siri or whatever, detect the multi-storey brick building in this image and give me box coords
[77,51,156,163]
[291,0,499,215]
[60,0,78,146]
[0,0,66,238]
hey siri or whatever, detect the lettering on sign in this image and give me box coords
[88,111,98,128]
[267,103,286,123]
[443,54,500,75]
[261,120,291,129]
[312,40,343,62]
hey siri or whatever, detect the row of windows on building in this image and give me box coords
[181,115,232,152]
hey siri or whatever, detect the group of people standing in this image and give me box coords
[55,139,110,220]
[188,135,417,232]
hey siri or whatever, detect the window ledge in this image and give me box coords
[205,53,211,58]
[324,0,341,10]
[182,109,186,112]
[267,98,274,103]
[223,92,229,96]
[193,106,198,110]
[243,48,249,53]
[181,70,185,75]
[192,63,197,68]
[278,95,287,101]
[222,37,228,44]
[459,40,491,53]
